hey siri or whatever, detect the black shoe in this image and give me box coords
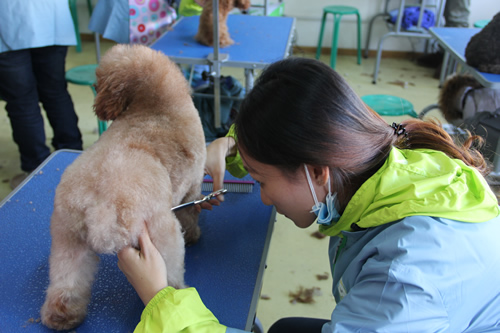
[9,172,29,190]
[417,51,444,68]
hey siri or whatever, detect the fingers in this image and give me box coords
[137,227,151,257]
[205,137,229,201]
[117,245,139,275]
[211,175,225,202]
[118,245,138,261]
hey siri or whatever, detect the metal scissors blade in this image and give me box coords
[171,189,228,211]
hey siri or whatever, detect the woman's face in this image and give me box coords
[240,150,326,229]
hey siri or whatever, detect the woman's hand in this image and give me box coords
[117,226,168,306]
[196,136,237,211]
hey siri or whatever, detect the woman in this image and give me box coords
[0,0,83,189]
[118,57,500,332]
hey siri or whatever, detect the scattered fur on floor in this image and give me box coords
[40,44,206,330]
[465,12,500,74]
[195,0,251,48]
[311,231,327,239]
[289,286,321,304]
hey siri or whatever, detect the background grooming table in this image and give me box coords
[151,15,295,70]
[0,150,275,332]
[151,14,295,128]
[429,27,500,89]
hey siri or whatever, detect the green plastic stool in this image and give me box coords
[68,0,94,53]
[65,64,107,135]
[361,94,418,118]
[315,5,362,69]
[473,19,490,28]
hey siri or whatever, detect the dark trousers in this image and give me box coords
[0,46,82,172]
[268,317,330,333]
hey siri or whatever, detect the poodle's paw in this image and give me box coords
[170,281,187,289]
[41,292,88,330]
[183,224,201,246]
[220,37,234,48]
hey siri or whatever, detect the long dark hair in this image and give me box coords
[235,57,487,210]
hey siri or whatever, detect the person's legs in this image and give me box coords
[0,49,51,172]
[31,46,83,151]
[268,317,329,333]
[418,0,470,71]
[444,0,471,27]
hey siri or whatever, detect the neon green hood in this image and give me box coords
[319,148,500,237]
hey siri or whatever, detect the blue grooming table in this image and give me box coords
[151,15,295,69]
[0,150,275,332]
[429,27,500,89]
[150,14,295,129]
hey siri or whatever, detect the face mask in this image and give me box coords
[304,164,341,226]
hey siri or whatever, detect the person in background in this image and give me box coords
[178,0,205,16]
[88,0,177,46]
[418,0,471,70]
[444,0,470,27]
[0,1,83,189]
[177,0,211,88]
[117,57,500,332]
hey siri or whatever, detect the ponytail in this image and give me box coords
[395,119,489,176]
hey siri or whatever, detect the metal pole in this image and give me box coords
[212,0,221,128]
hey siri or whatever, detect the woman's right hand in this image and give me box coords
[197,136,237,211]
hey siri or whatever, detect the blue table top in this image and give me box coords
[0,150,275,332]
[429,27,500,88]
[151,15,295,68]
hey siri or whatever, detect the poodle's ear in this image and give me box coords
[438,74,481,122]
[92,74,131,121]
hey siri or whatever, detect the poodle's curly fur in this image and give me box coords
[439,74,482,122]
[40,44,206,330]
[465,12,500,74]
[195,0,251,48]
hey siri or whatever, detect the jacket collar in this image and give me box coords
[320,148,499,237]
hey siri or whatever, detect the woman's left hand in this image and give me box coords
[117,225,168,306]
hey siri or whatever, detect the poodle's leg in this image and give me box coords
[148,212,187,289]
[41,211,99,330]
[174,187,202,246]
[174,206,201,246]
[218,16,234,48]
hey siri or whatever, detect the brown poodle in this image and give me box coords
[465,12,500,74]
[439,74,482,123]
[195,0,251,48]
[439,73,500,125]
[40,44,206,330]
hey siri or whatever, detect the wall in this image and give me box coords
[284,0,499,52]
[76,0,499,52]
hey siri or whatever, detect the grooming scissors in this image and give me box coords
[171,189,228,211]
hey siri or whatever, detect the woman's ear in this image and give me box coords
[311,165,330,186]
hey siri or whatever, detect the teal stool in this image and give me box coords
[68,0,94,52]
[315,6,362,69]
[361,95,418,118]
[473,19,490,28]
[65,64,108,135]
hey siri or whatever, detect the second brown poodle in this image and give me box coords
[195,0,251,48]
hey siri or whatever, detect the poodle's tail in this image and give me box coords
[93,44,189,121]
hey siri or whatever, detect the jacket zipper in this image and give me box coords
[331,237,347,277]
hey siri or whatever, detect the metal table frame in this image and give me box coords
[429,27,500,89]
[150,13,295,128]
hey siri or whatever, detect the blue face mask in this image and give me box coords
[304,164,341,226]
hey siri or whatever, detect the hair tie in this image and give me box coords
[391,122,407,137]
